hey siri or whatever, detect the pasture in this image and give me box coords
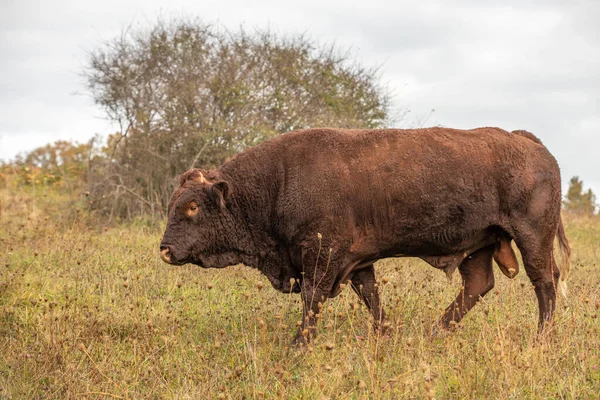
[1,185,599,399]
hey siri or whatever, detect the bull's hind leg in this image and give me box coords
[350,264,387,333]
[439,244,495,329]
[513,224,560,332]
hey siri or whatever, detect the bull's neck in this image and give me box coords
[219,149,281,240]
[219,160,287,274]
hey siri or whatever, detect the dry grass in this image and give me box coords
[1,185,599,399]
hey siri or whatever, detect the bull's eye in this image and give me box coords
[187,202,199,217]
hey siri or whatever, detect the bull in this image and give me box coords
[159,127,570,344]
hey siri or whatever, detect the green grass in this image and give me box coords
[1,185,599,399]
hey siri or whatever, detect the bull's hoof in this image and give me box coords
[290,333,314,353]
[431,320,457,338]
[374,321,392,338]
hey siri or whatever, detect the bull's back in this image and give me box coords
[278,126,556,206]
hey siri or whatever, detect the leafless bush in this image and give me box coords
[84,18,392,220]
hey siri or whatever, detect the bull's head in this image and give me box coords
[160,168,233,268]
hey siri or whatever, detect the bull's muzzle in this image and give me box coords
[160,246,172,264]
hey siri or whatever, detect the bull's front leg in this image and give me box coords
[294,282,327,346]
[293,242,337,346]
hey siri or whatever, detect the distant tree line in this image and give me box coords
[563,176,597,216]
[0,140,93,189]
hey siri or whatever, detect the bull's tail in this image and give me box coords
[556,215,571,298]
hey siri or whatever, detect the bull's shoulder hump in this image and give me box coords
[510,129,544,145]
[467,127,543,144]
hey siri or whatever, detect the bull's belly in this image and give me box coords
[380,226,497,258]
[332,227,501,297]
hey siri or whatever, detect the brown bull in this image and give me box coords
[160,127,571,343]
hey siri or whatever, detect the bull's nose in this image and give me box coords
[160,245,172,264]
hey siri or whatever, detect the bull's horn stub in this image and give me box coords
[196,171,207,183]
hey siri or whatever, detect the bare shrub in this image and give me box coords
[84,19,391,219]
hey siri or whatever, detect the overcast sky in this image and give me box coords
[1,0,598,194]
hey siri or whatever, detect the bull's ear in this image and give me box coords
[210,180,230,210]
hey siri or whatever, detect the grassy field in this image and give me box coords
[1,185,599,399]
